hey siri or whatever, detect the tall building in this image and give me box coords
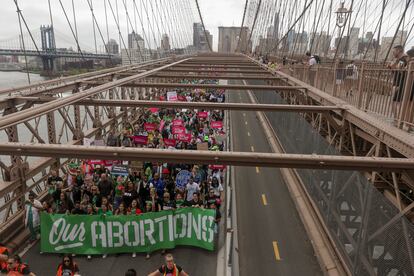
[218,26,249,53]
[272,12,279,40]
[193,23,203,49]
[200,30,213,51]
[335,36,349,57]
[348,27,360,58]
[379,30,408,60]
[105,39,119,55]
[161,34,171,51]
[121,48,151,65]
[310,32,331,56]
[128,31,144,50]
[193,23,212,51]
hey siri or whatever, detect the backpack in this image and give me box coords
[312,55,321,64]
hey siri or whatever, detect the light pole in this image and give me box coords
[335,1,352,59]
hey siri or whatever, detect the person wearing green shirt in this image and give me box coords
[114,176,125,209]
[98,204,113,216]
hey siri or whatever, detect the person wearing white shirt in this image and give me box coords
[185,178,200,202]
[210,176,224,200]
[25,192,43,242]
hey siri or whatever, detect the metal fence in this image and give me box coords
[279,62,414,131]
[254,89,414,276]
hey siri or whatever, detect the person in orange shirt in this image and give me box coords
[56,255,80,276]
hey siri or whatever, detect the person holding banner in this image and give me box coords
[97,174,113,202]
[114,202,127,215]
[148,254,188,276]
[24,192,43,243]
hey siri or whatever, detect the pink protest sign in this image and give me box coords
[167,91,178,101]
[178,95,186,101]
[133,135,148,145]
[172,119,184,127]
[209,164,227,170]
[144,123,157,132]
[164,138,177,147]
[172,126,186,135]
[197,111,208,119]
[177,133,192,142]
[159,120,165,131]
[211,121,223,129]
[149,107,159,113]
[88,160,103,165]
[103,160,121,166]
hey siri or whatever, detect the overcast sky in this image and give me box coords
[0,0,244,51]
[0,1,412,53]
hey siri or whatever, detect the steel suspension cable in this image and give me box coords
[273,0,315,53]
[13,0,30,83]
[194,0,212,51]
[107,0,131,63]
[71,0,80,51]
[57,0,86,61]
[236,0,249,52]
[120,0,144,61]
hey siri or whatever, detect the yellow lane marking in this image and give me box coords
[262,194,268,205]
[256,167,260,173]
[251,146,255,152]
[273,241,281,261]
[247,131,251,136]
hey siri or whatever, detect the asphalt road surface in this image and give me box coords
[229,87,323,276]
[24,237,218,275]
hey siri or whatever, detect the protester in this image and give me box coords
[386,45,410,120]
[56,192,73,214]
[186,193,202,208]
[123,181,138,208]
[56,255,80,276]
[47,170,63,196]
[148,254,189,276]
[305,51,318,86]
[36,76,226,263]
[0,243,9,272]
[345,60,358,97]
[25,192,43,242]
[1,255,36,276]
[97,173,113,200]
[185,177,199,202]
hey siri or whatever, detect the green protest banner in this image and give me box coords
[40,208,216,254]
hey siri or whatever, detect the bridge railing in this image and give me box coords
[280,61,414,131]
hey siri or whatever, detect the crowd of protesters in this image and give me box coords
[10,78,227,275]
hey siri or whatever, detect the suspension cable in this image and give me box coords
[194,0,212,52]
[236,0,249,52]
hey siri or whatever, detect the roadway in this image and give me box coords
[229,87,323,275]
[23,241,218,275]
